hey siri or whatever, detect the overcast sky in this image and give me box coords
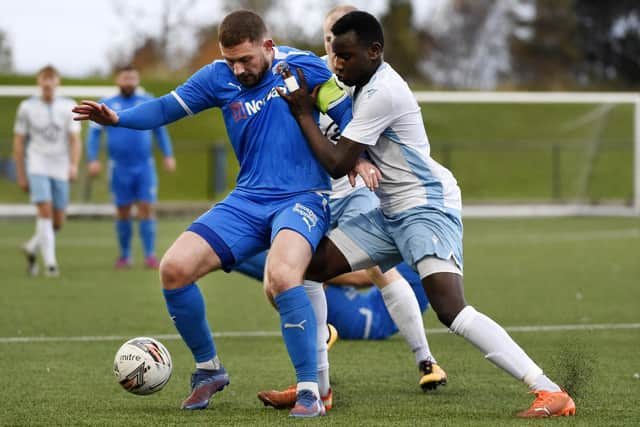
[0,0,443,77]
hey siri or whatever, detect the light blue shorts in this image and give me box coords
[328,187,379,229]
[28,174,69,210]
[329,205,464,275]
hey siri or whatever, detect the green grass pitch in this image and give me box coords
[0,217,639,426]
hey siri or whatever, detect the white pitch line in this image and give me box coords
[1,323,639,344]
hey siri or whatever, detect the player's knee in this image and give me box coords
[265,263,299,295]
[159,256,189,290]
[434,309,457,328]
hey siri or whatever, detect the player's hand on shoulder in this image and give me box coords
[72,100,119,126]
[275,68,318,119]
[350,158,381,191]
[163,156,176,173]
[87,160,102,177]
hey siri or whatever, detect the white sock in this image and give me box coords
[296,381,320,400]
[25,229,39,253]
[37,218,57,267]
[195,355,221,371]
[304,280,330,396]
[380,278,435,365]
[450,306,561,392]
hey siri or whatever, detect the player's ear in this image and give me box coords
[262,39,274,51]
[367,42,382,61]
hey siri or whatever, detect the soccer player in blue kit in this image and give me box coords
[73,10,353,418]
[86,66,175,269]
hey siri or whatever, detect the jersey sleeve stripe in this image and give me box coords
[170,90,194,116]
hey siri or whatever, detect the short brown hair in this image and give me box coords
[116,64,137,74]
[37,65,59,79]
[218,10,268,48]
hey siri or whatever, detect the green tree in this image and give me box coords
[510,0,579,88]
[0,29,13,74]
[381,0,421,79]
[575,0,640,86]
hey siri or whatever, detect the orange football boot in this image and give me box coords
[258,385,333,410]
[517,390,576,418]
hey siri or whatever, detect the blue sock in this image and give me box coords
[139,218,156,257]
[116,219,132,259]
[163,283,216,363]
[274,286,318,383]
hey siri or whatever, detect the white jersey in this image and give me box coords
[341,63,462,216]
[14,96,80,181]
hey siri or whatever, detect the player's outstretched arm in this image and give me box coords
[73,100,119,126]
[277,68,366,178]
[76,95,188,130]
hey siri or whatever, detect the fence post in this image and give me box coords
[209,143,227,198]
[551,144,561,201]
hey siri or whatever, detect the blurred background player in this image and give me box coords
[86,65,176,269]
[13,65,81,277]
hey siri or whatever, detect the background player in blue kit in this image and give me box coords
[235,252,428,340]
[73,10,353,418]
[325,263,428,340]
[86,66,176,269]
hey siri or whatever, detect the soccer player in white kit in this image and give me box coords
[13,65,82,277]
[279,10,576,419]
[256,5,446,411]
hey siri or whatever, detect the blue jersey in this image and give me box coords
[171,46,340,196]
[87,92,173,168]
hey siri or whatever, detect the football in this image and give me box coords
[113,337,172,395]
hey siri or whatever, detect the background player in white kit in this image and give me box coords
[13,65,82,277]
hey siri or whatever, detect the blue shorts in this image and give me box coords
[109,162,157,207]
[233,251,267,281]
[188,190,330,272]
[329,205,464,274]
[328,187,379,229]
[28,174,69,210]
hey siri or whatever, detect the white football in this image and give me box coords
[113,337,172,395]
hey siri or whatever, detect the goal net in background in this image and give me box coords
[415,91,640,217]
[0,86,638,217]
